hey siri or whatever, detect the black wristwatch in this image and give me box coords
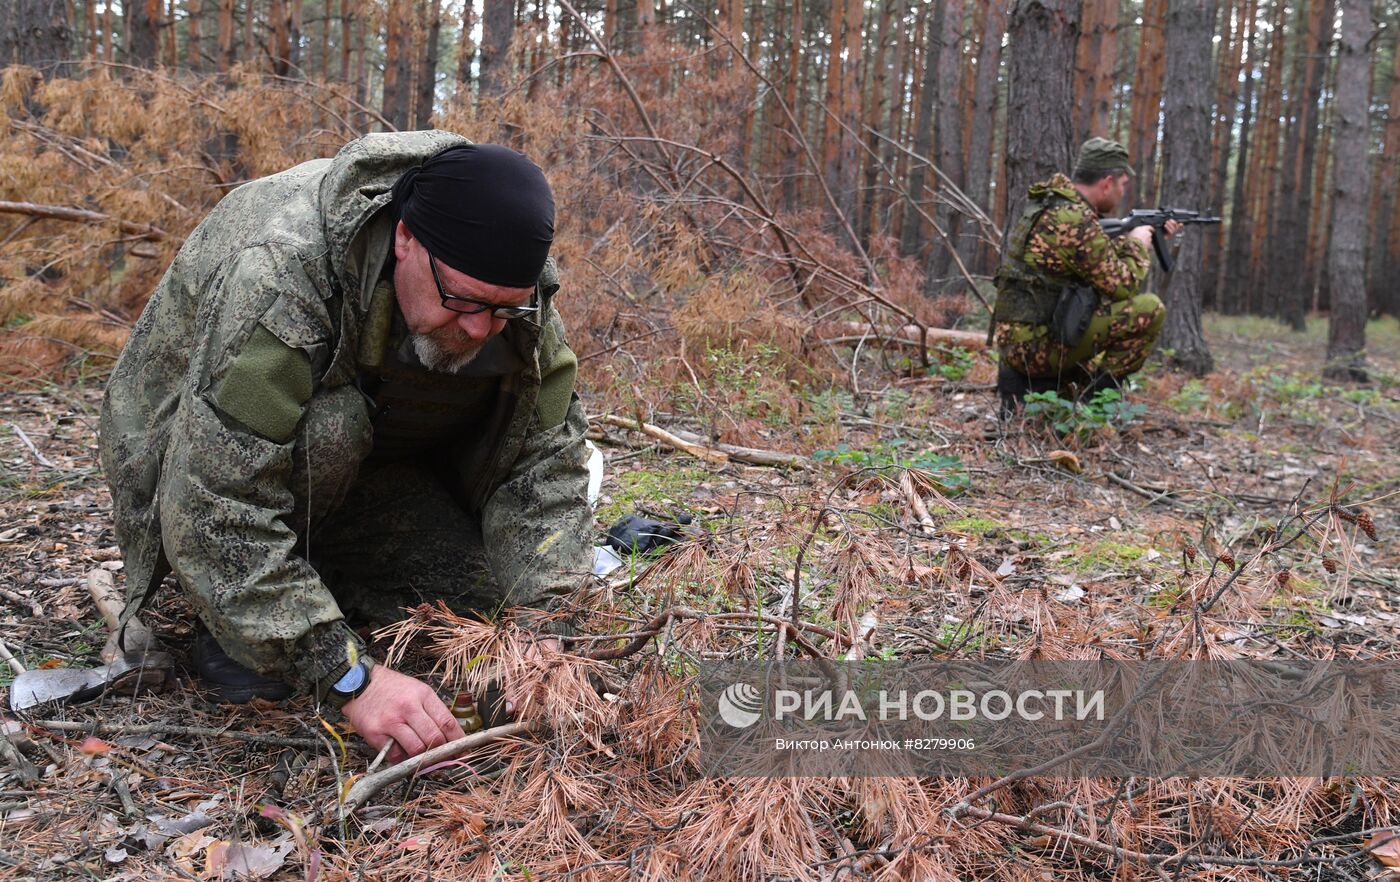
[325,659,373,707]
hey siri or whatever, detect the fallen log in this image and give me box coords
[816,321,988,351]
[597,415,808,468]
[0,200,169,242]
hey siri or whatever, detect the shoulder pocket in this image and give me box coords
[209,323,313,443]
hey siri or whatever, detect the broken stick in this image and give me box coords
[340,721,534,814]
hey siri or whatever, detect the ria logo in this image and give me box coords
[717,682,763,729]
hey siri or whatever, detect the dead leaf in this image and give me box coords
[1054,584,1087,603]
[1367,830,1400,869]
[1047,450,1082,474]
[995,557,1017,577]
[207,841,289,879]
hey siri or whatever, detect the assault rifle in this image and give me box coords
[1100,208,1222,272]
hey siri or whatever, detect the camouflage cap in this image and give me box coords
[1074,137,1134,177]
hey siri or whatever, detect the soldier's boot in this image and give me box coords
[193,629,292,704]
[998,364,1062,416]
[997,364,1030,417]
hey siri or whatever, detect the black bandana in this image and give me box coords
[390,143,555,288]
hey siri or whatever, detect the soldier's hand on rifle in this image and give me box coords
[1162,219,1183,238]
[1128,225,1155,247]
[342,664,464,763]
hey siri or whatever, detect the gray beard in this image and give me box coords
[411,333,483,373]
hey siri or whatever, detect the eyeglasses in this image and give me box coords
[428,254,539,319]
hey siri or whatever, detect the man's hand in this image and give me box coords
[1161,219,1184,238]
[1127,225,1154,247]
[341,665,463,763]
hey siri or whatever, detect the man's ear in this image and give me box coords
[393,220,413,261]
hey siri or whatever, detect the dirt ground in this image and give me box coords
[2,315,1399,881]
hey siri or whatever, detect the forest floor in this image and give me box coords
[2,315,1399,881]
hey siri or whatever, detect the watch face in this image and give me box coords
[332,662,368,695]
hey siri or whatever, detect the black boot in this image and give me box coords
[997,363,1030,417]
[193,629,292,704]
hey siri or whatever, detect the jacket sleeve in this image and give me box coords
[159,248,366,696]
[1027,204,1152,303]
[478,311,594,637]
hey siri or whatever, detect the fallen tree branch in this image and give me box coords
[816,321,988,352]
[30,720,321,748]
[0,200,169,242]
[339,721,533,814]
[597,414,729,465]
[664,427,809,468]
[582,607,847,661]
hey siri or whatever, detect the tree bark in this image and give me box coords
[454,0,474,101]
[1245,0,1287,315]
[1002,0,1081,231]
[963,0,1006,275]
[1275,0,1334,331]
[4,0,70,73]
[216,0,234,70]
[381,0,406,126]
[1367,27,1400,317]
[1073,0,1117,142]
[899,0,940,257]
[1156,0,1216,375]
[1127,0,1165,206]
[1323,0,1372,381]
[414,0,442,129]
[857,0,897,245]
[480,0,514,97]
[1220,0,1258,314]
[780,0,803,212]
[124,0,159,66]
[186,0,202,70]
[820,0,863,238]
[927,0,965,294]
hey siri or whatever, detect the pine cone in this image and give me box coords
[1275,569,1291,588]
[1335,506,1358,523]
[1218,551,1236,569]
[1322,557,1339,574]
[1357,511,1378,542]
[1184,543,1198,561]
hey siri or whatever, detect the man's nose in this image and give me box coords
[455,310,496,340]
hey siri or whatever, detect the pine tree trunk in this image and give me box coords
[1220,0,1257,314]
[963,0,1006,275]
[1367,26,1400,317]
[287,0,302,73]
[1202,0,1247,310]
[84,0,96,56]
[1276,0,1334,331]
[454,0,474,101]
[1003,0,1080,230]
[1128,0,1165,205]
[340,0,351,80]
[414,0,441,128]
[928,0,965,293]
[1323,0,1371,380]
[1246,0,1287,315]
[780,0,802,212]
[186,0,202,69]
[899,0,939,257]
[5,0,70,73]
[1157,0,1217,375]
[480,0,514,97]
[821,0,862,239]
[1073,0,1116,142]
[269,0,289,75]
[382,0,404,125]
[216,0,233,70]
[125,0,159,65]
[242,0,255,68]
[858,0,897,244]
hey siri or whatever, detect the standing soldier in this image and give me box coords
[991,137,1181,414]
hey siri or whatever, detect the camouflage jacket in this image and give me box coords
[99,131,592,696]
[992,174,1151,328]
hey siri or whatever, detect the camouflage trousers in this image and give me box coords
[308,460,505,628]
[994,293,1165,380]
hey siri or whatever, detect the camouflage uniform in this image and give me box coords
[991,174,1163,381]
[99,132,592,698]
